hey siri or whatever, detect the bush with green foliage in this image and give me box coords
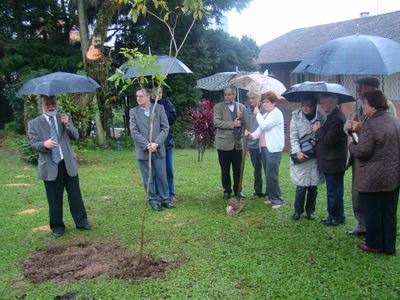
[17,137,38,165]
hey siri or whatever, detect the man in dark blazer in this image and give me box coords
[313,93,348,226]
[213,86,245,199]
[28,95,91,238]
[130,88,173,211]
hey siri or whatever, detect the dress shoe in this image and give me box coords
[53,230,64,238]
[223,192,231,199]
[292,212,301,220]
[161,202,175,209]
[346,229,366,237]
[150,202,162,211]
[306,212,316,220]
[77,224,92,230]
[357,243,382,254]
[323,219,344,226]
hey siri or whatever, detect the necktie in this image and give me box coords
[49,116,61,164]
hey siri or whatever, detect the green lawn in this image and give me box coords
[0,144,399,299]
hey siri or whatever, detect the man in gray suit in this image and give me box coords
[129,88,174,211]
[28,95,91,238]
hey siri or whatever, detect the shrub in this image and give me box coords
[17,137,38,165]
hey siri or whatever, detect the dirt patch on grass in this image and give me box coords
[22,240,179,283]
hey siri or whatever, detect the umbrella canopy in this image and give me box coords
[196,71,253,91]
[17,72,100,96]
[292,34,400,76]
[230,73,286,96]
[282,81,355,103]
[122,55,192,79]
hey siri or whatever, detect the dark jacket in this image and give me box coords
[315,107,348,174]
[152,97,176,149]
[349,110,400,192]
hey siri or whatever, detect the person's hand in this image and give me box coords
[345,120,353,130]
[44,138,58,150]
[233,119,242,128]
[244,130,253,140]
[60,113,69,126]
[253,106,260,115]
[147,143,158,152]
[296,151,308,161]
[351,121,362,132]
[312,121,321,132]
[236,111,243,120]
[310,139,316,146]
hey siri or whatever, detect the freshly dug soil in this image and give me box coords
[22,240,179,283]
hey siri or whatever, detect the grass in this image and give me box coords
[0,142,399,299]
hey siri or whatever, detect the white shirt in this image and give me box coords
[251,107,285,153]
[227,104,235,112]
[43,114,64,160]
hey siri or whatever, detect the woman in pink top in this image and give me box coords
[245,92,285,208]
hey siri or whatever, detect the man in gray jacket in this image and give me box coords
[28,95,91,238]
[129,88,174,211]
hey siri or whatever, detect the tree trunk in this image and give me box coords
[93,95,107,148]
[77,0,89,65]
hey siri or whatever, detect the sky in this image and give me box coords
[227,0,400,46]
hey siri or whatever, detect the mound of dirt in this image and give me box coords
[22,240,179,283]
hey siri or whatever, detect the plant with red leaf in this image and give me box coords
[187,99,215,162]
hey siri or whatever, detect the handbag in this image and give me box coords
[291,134,315,164]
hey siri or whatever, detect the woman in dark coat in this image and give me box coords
[348,90,400,255]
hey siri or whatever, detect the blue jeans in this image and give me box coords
[154,148,175,199]
[325,172,345,223]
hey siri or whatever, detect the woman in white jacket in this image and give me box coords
[245,92,285,208]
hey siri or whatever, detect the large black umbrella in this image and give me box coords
[17,72,100,96]
[282,81,355,103]
[292,34,400,76]
[122,55,192,79]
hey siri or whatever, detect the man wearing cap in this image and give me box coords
[345,77,397,236]
[28,95,92,238]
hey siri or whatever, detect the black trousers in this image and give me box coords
[248,147,264,195]
[361,187,399,255]
[217,149,242,195]
[44,161,88,232]
[294,185,317,215]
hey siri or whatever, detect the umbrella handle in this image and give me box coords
[236,135,248,198]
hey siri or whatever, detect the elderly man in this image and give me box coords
[129,88,174,211]
[244,91,265,198]
[346,77,397,236]
[151,87,177,201]
[28,95,91,238]
[313,93,348,226]
[213,86,245,199]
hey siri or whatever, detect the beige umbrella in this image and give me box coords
[230,73,286,96]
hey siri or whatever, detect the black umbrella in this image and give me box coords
[17,72,100,96]
[292,34,400,76]
[122,55,192,79]
[282,81,355,103]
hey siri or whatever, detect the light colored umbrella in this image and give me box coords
[17,72,100,96]
[230,73,286,96]
[292,34,400,75]
[122,55,192,79]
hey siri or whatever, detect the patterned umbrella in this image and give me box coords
[196,72,244,91]
[230,73,286,96]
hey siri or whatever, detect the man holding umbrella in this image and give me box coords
[28,95,92,237]
[313,93,348,226]
[213,86,245,199]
